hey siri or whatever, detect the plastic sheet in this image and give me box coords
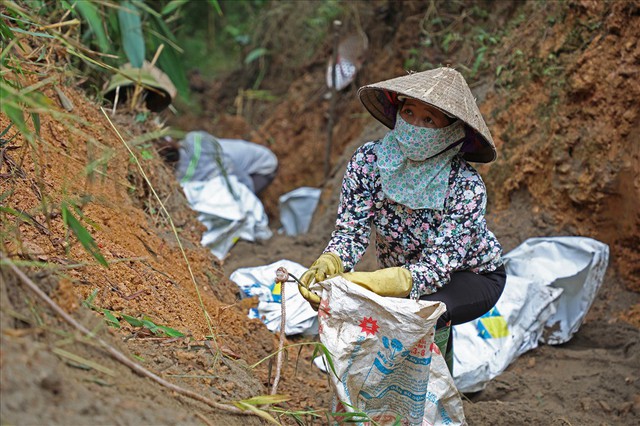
[182,176,272,260]
[502,236,609,345]
[278,187,321,236]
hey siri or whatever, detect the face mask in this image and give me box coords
[376,114,467,210]
[393,115,465,161]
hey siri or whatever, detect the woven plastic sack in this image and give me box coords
[230,259,318,336]
[453,236,609,393]
[316,276,466,425]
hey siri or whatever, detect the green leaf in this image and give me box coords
[103,309,121,328]
[142,319,159,334]
[118,1,145,67]
[208,0,222,16]
[237,394,290,406]
[82,288,99,309]
[134,111,148,123]
[61,202,109,267]
[312,343,339,378]
[140,149,153,160]
[9,27,53,38]
[0,14,14,41]
[0,190,13,203]
[244,47,269,65]
[121,314,184,337]
[30,112,40,136]
[233,402,280,424]
[73,0,111,53]
[155,325,185,337]
[128,127,169,147]
[121,314,143,327]
[161,0,188,16]
[131,0,161,18]
[0,205,33,224]
[53,348,116,376]
[0,122,13,139]
[239,89,276,102]
[148,14,188,99]
[0,86,26,135]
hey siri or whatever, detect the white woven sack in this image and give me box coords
[316,276,466,425]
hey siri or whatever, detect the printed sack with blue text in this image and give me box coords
[315,276,466,425]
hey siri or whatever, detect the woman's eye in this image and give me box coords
[423,117,434,124]
[402,109,413,116]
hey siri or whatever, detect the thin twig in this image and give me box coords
[2,254,250,417]
[111,85,119,116]
[39,19,80,31]
[271,280,286,395]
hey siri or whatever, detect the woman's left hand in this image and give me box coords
[340,267,413,297]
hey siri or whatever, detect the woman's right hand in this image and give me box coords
[298,252,343,310]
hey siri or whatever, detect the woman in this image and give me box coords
[298,67,506,373]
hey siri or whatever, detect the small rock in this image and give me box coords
[598,400,612,413]
[40,374,62,395]
[580,397,592,411]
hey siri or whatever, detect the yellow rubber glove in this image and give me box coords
[340,267,413,298]
[298,252,344,309]
[298,285,321,311]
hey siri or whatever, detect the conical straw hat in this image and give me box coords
[104,61,177,112]
[358,67,496,163]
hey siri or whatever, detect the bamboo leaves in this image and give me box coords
[73,0,110,53]
[82,291,186,337]
[118,1,144,68]
[61,201,109,267]
[0,79,47,141]
[147,13,189,98]
[111,313,187,338]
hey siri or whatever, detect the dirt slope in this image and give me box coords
[2,0,639,425]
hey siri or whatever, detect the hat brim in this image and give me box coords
[103,62,177,112]
[358,68,497,163]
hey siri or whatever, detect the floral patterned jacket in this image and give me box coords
[324,141,503,299]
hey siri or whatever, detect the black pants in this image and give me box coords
[419,265,506,328]
[420,265,506,371]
